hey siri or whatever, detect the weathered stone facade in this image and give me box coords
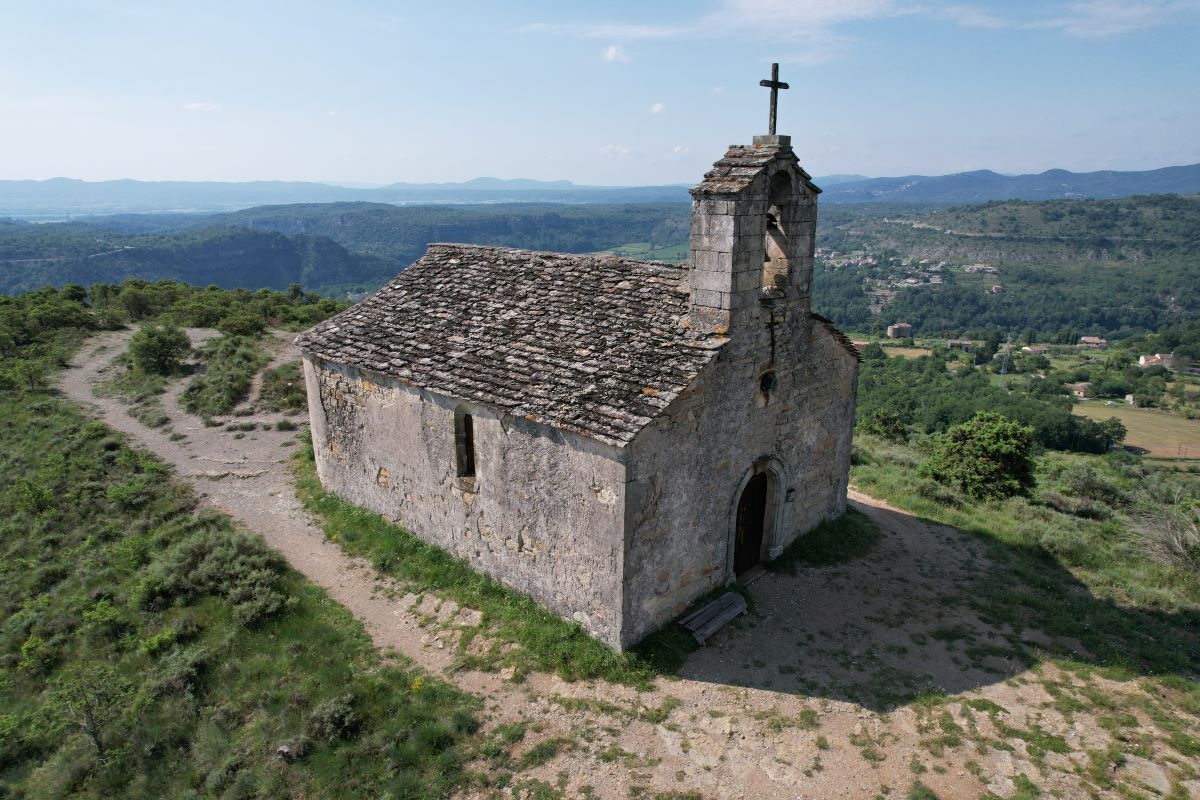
[296,135,858,649]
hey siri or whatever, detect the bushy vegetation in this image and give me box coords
[180,335,269,416]
[0,203,694,296]
[920,412,1036,500]
[127,322,190,375]
[258,360,308,413]
[0,352,480,798]
[856,347,1127,453]
[0,225,394,296]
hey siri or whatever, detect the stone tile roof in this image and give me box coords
[692,144,822,197]
[812,313,862,362]
[294,244,721,446]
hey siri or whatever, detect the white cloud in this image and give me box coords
[1029,0,1198,38]
[520,21,683,39]
[672,145,690,155]
[523,0,1200,62]
[600,144,631,158]
[939,4,1010,28]
[182,101,219,112]
[711,85,726,94]
[650,102,665,114]
[601,44,630,62]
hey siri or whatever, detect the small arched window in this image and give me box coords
[454,408,476,478]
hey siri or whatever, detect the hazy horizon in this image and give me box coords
[2,1,1198,185]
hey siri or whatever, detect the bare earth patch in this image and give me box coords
[59,329,1200,800]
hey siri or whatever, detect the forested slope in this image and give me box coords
[814,194,1200,338]
[0,224,396,296]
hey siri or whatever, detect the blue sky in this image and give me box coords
[1,0,1198,184]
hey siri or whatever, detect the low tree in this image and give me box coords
[920,411,1036,500]
[128,323,190,375]
[4,359,46,392]
[48,664,132,761]
[861,408,908,442]
[860,342,887,361]
[1098,417,1127,450]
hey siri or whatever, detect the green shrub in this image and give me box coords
[920,411,1036,500]
[181,335,268,416]
[127,323,190,375]
[259,360,307,412]
[134,527,290,625]
[861,408,908,442]
[306,693,360,743]
[216,312,266,338]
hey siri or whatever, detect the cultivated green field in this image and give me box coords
[1074,400,1200,458]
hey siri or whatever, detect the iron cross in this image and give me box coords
[758,62,789,135]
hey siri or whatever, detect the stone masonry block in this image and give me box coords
[690,268,733,294]
[731,249,766,271]
[734,269,765,292]
[694,198,733,216]
[691,288,724,308]
[694,213,734,238]
[690,249,733,273]
[734,214,765,236]
[733,198,767,216]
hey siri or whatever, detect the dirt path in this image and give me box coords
[58,331,1198,800]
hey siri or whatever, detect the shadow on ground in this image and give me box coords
[678,497,1200,711]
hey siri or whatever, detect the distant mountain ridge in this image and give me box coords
[821,164,1200,203]
[2,163,1198,218]
[0,177,691,218]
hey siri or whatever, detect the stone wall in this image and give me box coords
[620,316,858,645]
[302,355,631,647]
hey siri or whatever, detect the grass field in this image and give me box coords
[1074,399,1200,458]
[883,346,934,359]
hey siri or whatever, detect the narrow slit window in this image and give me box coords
[455,410,476,478]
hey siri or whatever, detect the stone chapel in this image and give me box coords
[295,130,860,650]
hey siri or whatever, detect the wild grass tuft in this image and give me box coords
[258,360,307,412]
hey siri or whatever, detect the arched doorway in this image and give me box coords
[734,473,770,574]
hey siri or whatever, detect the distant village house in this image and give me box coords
[887,322,913,339]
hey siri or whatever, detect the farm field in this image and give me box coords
[1074,399,1200,458]
[883,346,933,359]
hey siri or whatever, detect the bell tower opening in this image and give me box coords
[763,171,793,292]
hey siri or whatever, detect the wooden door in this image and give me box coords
[735,473,768,574]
